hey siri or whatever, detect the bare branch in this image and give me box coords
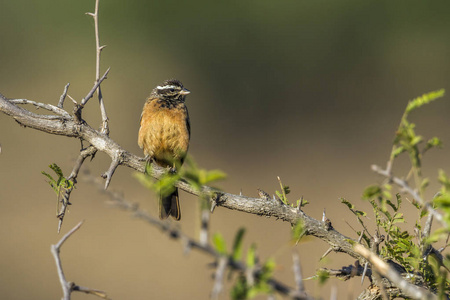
[101,151,122,189]
[53,146,98,232]
[58,83,70,109]
[9,98,71,118]
[87,0,109,134]
[292,250,306,294]
[80,67,110,107]
[51,221,109,300]
[211,256,227,300]
[0,95,362,261]
[200,209,210,247]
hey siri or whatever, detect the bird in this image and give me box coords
[138,79,190,220]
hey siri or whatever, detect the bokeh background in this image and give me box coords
[1,0,450,299]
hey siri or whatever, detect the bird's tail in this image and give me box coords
[159,187,181,221]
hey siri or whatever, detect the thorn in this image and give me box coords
[99,45,107,51]
[361,262,369,285]
[86,12,95,17]
[297,195,303,210]
[320,247,333,261]
[239,189,242,196]
[322,209,326,222]
[357,231,364,243]
[67,94,78,104]
[104,175,111,190]
[257,189,270,200]
[57,219,63,233]
[210,201,217,213]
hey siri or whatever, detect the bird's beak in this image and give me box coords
[180,88,190,95]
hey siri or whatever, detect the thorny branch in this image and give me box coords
[84,173,311,300]
[86,0,109,135]
[0,90,363,259]
[1,1,446,298]
[2,87,446,299]
[51,221,109,300]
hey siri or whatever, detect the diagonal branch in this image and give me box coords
[86,0,109,135]
[51,221,109,300]
[371,164,447,229]
[0,94,361,261]
[84,173,312,300]
[354,244,437,300]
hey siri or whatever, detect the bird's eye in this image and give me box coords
[170,88,175,92]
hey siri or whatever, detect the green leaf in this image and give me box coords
[230,275,247,300]
[316,269,329,286]
[420,178,430,192]
[391,146,405,158]
[204,170,227,184]
[341,198,366,217]
[232,228,245,261]
[362,185,382,200]
[246,244,257,268]
[439,170,450,193]
[410,135,423,146]
[49,163,64,178]
[41,163,74,196]
[424,137,443,153]
[296,198,309,208]
[434,193,450,209]
[133,172,153,189]
[405,89,445,113]
[213,233,227,255]
[292,220,305,242]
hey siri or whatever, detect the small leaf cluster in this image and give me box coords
[135,155,226,206]
[343,90,450,295]
[42,163,74,208]
[275,177,308,209]
[212,229,276,299]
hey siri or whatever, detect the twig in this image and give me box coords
[68,145,98,183]
[319,247,333,261]
[292,250,305,294]
[200,209,210,247]
[58,83,70,108]
[80,67,110,107]
[51,221,109,300]
[320,262,371,281]
[55,146,98,233]
[86,0,109,135]
[354,244,437,300]
[371,164,447,229]
[101,151,123,189]
[9,99,71,118]
[211,256,227,300]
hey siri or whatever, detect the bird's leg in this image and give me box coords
[169,161,177,174]
[143,155,154,174]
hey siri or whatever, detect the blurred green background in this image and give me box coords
[1,0,450,299]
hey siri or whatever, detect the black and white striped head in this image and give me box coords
[152,79,190,102]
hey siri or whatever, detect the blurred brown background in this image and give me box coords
[1,0,450,299]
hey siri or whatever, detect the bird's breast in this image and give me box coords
[138,101,190,164]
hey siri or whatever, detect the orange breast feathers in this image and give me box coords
[138,100,190,165]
